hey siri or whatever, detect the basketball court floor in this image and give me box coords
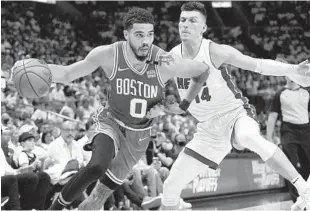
[189,190,293,210]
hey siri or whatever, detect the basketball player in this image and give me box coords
[159,2,310,210]
[11,8,211,210]
[267,59,310,210]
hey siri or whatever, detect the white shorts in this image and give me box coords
[185,106,259,168]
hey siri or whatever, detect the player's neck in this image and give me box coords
[181,38,203,59]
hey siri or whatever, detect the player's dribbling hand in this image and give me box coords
[296,59,310,77]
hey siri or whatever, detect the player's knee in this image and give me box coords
[250,137,278,161]
[37,172,51,183]
[234,116,260,147]
[235,131,256,148]
[238,134,278,161]
[84,133,116,179]
[85,163,105,179]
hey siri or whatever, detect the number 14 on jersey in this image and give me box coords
[195,87,211,103]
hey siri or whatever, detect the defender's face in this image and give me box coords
[124,23,154,60]
[179,11,207,41]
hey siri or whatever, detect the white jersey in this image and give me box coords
[171,39,255,122]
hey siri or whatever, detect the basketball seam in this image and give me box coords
[15,65,50,74]
[27,71,50,88]
[18,73,25,97]
[23,59,40,98]
[13,59,37,73]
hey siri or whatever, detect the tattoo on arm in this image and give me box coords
[158,54,175,66]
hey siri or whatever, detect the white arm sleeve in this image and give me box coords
[254,59,296,76]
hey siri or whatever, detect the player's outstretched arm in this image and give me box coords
[47,45,113,84]
[210,43,310,87]
[158,52,210,111]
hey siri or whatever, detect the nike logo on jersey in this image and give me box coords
[139,136,149,142]
[118,67,129,72]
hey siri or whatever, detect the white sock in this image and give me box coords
[162,151,206,208]
[291,175,307,194]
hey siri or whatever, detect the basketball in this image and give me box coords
[12,58,52,99]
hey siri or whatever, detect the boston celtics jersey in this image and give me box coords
[106,41,164,130]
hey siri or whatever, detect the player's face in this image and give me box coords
[179,11,207,41]
[124,23,154,61]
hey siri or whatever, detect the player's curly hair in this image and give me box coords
[181,2,207,21]
[123,7,155,30]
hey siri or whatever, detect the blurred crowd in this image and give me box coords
[1,1,310,210]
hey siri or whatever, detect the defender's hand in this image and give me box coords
[163,95,185,115]
[164,102,185,115]
[296,60,310,77]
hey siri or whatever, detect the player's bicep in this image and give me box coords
[158,52,209,83]
[65,46,104,82]
[213,44,258,71]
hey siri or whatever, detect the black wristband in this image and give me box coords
[179,99,190,111]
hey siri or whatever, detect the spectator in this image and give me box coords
[1,113,12,129]
[59,99,75,119]
[31,102,49,121]
[41,131,54,150]
[153,132,174,169]
[115,161,162,210]
[19,124,38,138]
[52,126,61,139]
[78,98,93,123]
[76,122,95,166]
[1,147,50,210]
[18,123,50,161]
[1,127,14,154]
[7,128,22,160]
[16,132,41,170]
[44,121,83,185]
[49,83,66,102]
